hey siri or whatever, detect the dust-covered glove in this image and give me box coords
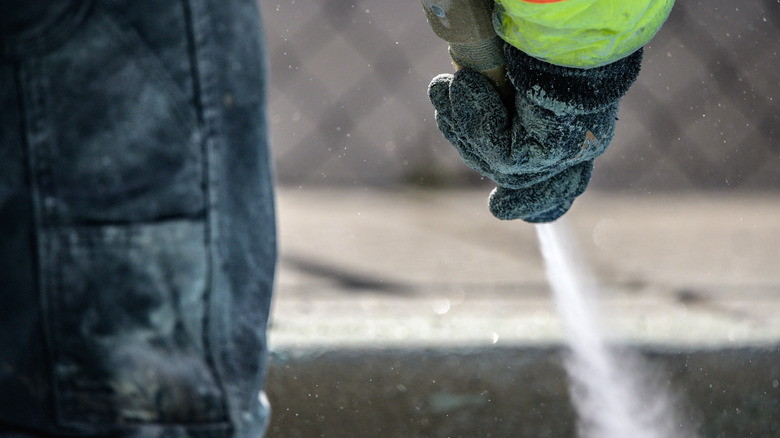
[429,44,643,222]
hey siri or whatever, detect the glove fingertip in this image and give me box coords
[430,72,454,84]
[488,187,573,223]
[487,187,522,221]
[428,74,453,102]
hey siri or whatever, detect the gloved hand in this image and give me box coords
[429,44,643,222]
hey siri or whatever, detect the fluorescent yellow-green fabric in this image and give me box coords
[494,0,674,68]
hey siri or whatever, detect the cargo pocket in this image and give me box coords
[16,2,230,431]
[46,221,227,427]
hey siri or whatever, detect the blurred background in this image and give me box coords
[258,1,779,436]
[260,0,777,192]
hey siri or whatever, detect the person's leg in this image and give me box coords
[0,1,275,436]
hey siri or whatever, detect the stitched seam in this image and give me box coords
[183,0,205,126]
[16,56,62,428]
[181,0,232,424]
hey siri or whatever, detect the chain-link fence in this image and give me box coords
[260,0,778,192]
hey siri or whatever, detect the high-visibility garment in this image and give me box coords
[494,0,674,68]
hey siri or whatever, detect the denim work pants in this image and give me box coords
[0,1,276,437]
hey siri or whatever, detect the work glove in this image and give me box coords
[429,44,643,222]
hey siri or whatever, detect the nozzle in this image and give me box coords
[422,0,513,105]
[422,0,497,45]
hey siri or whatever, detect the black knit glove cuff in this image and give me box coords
[504,44,644,115]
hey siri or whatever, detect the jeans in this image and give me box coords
[0,1,276,437]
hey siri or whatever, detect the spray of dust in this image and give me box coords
[535,220,696,438]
